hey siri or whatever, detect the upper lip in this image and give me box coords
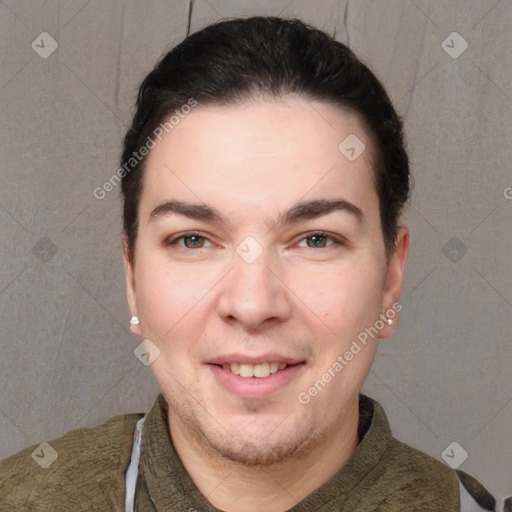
[206,353,305,365]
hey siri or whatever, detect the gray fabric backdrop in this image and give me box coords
[1,0,511,500]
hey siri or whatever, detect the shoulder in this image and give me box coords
[358,396,460,510]
[377,436,460,510]
[0,411,143,511]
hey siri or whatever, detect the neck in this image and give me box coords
[167,399,360,512]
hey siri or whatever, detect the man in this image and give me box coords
[0,15,497,511]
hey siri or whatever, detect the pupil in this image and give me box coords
[309,235,324,248]
[187,236,202,248]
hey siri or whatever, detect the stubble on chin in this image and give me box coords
[164,389,332,468]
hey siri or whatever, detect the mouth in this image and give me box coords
[211,361,301,378]
[207,359,306,399]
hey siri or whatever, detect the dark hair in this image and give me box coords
[121,16,410,262]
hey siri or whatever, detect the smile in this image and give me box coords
[208,360,306,399]
[216,362,288,378]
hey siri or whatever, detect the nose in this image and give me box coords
[217,244,292,329]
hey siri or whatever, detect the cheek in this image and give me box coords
[294,259,384,332]
[134,260,207,340]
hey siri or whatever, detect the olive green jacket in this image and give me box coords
[0,394,460,511]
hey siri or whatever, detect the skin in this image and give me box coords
[124,95,409,512]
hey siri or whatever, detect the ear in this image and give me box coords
[379,225,409,339]
[123,237,142,337]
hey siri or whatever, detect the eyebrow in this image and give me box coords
[149,198,364,228]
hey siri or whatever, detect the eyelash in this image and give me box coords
[165,231,345,250]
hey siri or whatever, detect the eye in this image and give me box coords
[166,232,213,249]
[297,231,344,249]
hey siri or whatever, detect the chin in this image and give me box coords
[208,433,310,467]
[161,375,333,467]
[200,411,332,468]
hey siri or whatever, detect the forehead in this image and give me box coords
[140,96,379,227]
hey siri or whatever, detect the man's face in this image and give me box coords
[124,96,407,465]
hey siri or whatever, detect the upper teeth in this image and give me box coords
[222,362,287,378]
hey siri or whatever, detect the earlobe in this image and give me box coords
[129,315,142,335]
[379,226,409,339]
[123,238,142,336]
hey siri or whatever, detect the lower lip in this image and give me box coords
[208,363,305,399]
